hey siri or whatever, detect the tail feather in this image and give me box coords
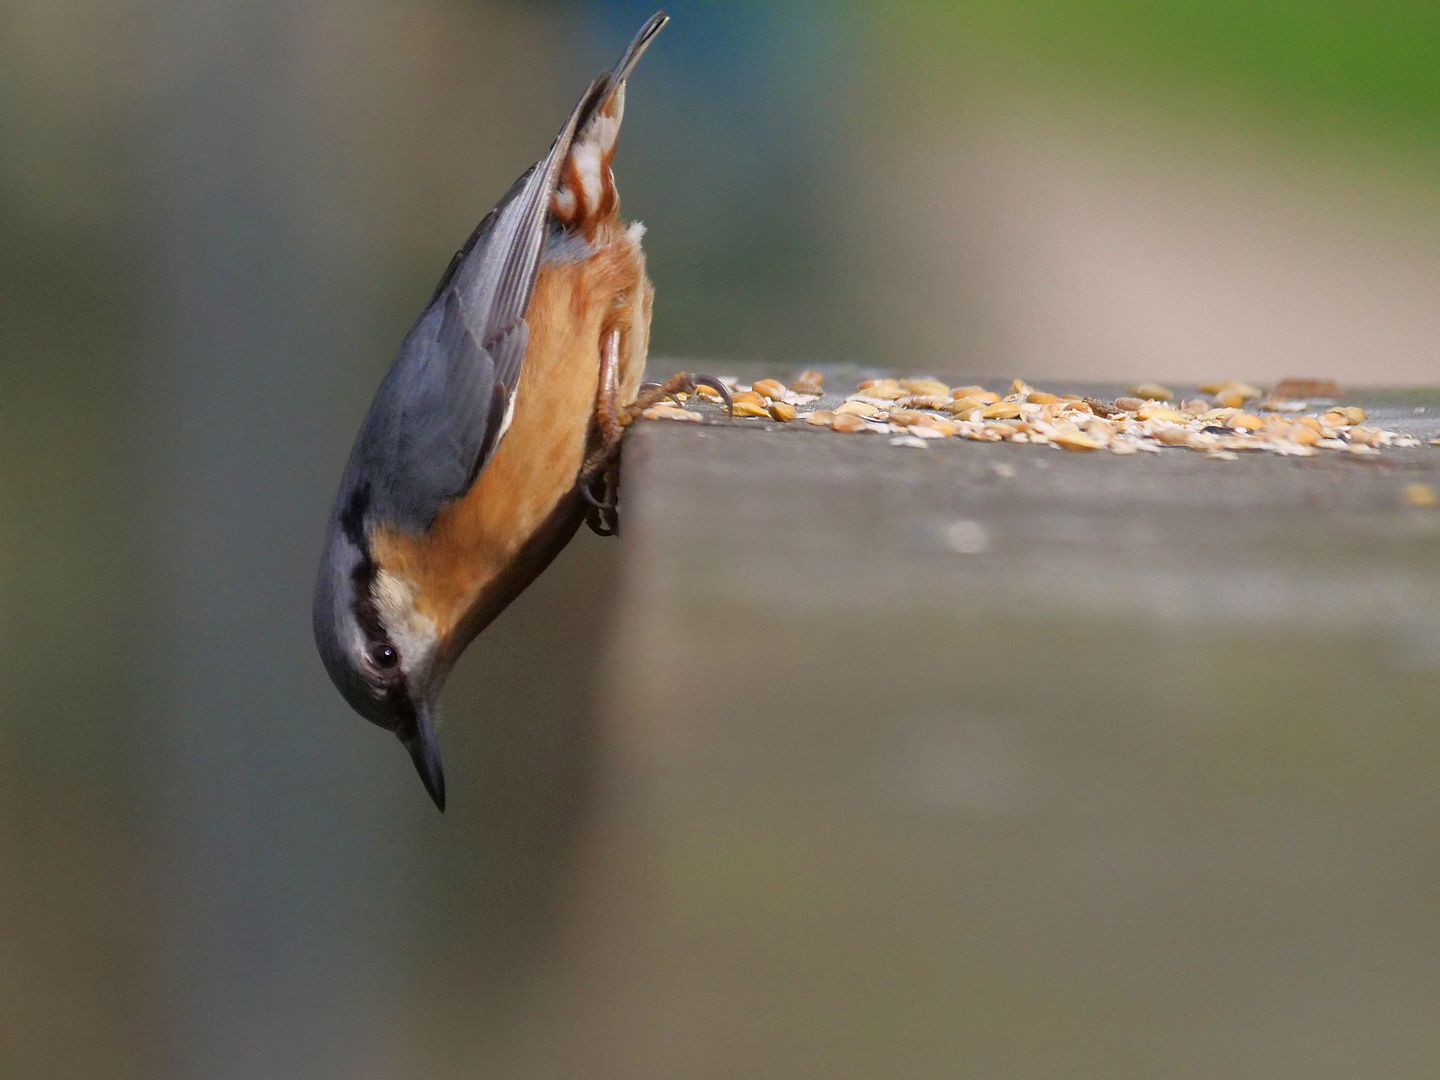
[552,11,667,237]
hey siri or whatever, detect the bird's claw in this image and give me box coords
[623,372,733,424]
[580,458,620,537]
[579,372,732,539]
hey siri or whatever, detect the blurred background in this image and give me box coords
[2,0,1439,1075]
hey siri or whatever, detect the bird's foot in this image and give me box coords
[620,372,733,426]
[578,365,732,539]
[580,455,620,537]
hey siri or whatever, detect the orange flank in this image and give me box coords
[370,222,652,641]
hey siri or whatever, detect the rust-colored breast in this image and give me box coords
[370,225,651,644]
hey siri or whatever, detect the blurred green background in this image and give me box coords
[1,0,1438,1075]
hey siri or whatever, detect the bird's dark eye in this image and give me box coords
[368,643,399,670]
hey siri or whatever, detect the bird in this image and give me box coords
[312,11,728,811]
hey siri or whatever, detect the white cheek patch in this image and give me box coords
[373,570,438,677]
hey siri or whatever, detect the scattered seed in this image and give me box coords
[1274,378,1339,399]
[790,370,825,395]
[1258,398,1307,413]
[694,384,724,401]
[890,435,931,449]
[1084,398,1122,418]
[944,396,986,416]
[911,416,958,436]
[900,377,951,397]
[858,378,906,400]
[906,424,949,440]
[1403,483,1438,508]
[768,402,797,422]
[981,402,1023,420]
[1129,382,1174,401]
[1347,426,1388,448]
[1200,380,1262,400]
[752,378,786,400]
[1052,430,1104,452]
[899,395,951,410]
[1136,405,1186,423]
[675,372,1432,465]
[642,405,703,422]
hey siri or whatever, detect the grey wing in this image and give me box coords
[339,74,612,534]
[346,291,497,533]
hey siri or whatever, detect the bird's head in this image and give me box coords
[313,486,449,811]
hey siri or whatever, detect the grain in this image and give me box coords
[1137,405,1187,423]
[1200,380,1262,400]
[944,396,986,416]
[1052,430,1104,451]
[642,405,703,422]
[901,378,951,397]
[768,402,797,422]
[1274,378,1339,399]
[1403,483,1438,508]
[981,402,1023,420]
[857,378,906,400]
[790,370,825,395]
[752,379,787,400]
[1129,382,1174,401]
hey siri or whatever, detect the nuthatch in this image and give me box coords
[313,11,728,810]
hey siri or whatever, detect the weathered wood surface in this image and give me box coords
[501,379,1440,1079]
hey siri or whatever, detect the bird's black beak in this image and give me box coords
[400,700,446,812]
